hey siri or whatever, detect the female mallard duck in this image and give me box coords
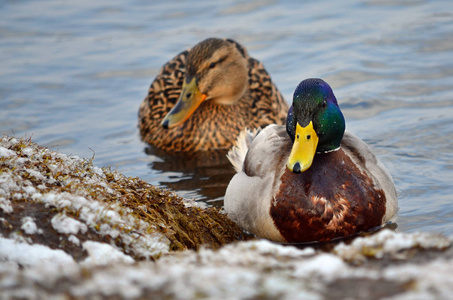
[139,38,288,152]
[224,78,398,243]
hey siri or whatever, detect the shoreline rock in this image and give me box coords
[0,135,249,262]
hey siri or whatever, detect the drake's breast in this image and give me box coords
[270,148,386,243]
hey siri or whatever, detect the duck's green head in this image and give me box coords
[286,78,345,173]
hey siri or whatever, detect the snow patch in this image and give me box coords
[23,185,36,195]
[0,146,15,158]
[0,173,18,196]
[383,258,453,299]
[91,166,105,177]
[51,213,88,235]
[293,253,348,282]
[334,229,451,261]
[81,241,134,267]
[21,217,43,235]
[68,235,80,246]
[25,169,46,181]
[0,197,13,213]
[0,237,75,267]
[21,147,34,157]
[12,193,22,200]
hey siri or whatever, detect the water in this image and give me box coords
[1,0,453,235]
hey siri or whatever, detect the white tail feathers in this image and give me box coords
[227,128,260,173]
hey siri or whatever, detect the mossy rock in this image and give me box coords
[0,135,250,261]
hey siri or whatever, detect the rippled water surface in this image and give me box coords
[1,0,453,235]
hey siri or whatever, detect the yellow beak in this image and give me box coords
[161,76,207,129]
[286,121,319,173]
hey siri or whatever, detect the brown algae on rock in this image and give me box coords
[0,135,249,260]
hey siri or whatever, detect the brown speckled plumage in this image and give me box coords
[138,38,288,152]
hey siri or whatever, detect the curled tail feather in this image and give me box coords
[227,128,260,173]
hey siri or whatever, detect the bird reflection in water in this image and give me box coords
[144,146,235,208]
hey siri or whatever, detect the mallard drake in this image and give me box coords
[139,38,289,152]
[224,78,398,243]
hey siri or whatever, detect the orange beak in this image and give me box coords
[161,76,207,129]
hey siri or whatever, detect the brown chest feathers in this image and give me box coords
[271,148,386,243]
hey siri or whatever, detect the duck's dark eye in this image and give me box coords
[209,62,216,69]
[322,101,327,108]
